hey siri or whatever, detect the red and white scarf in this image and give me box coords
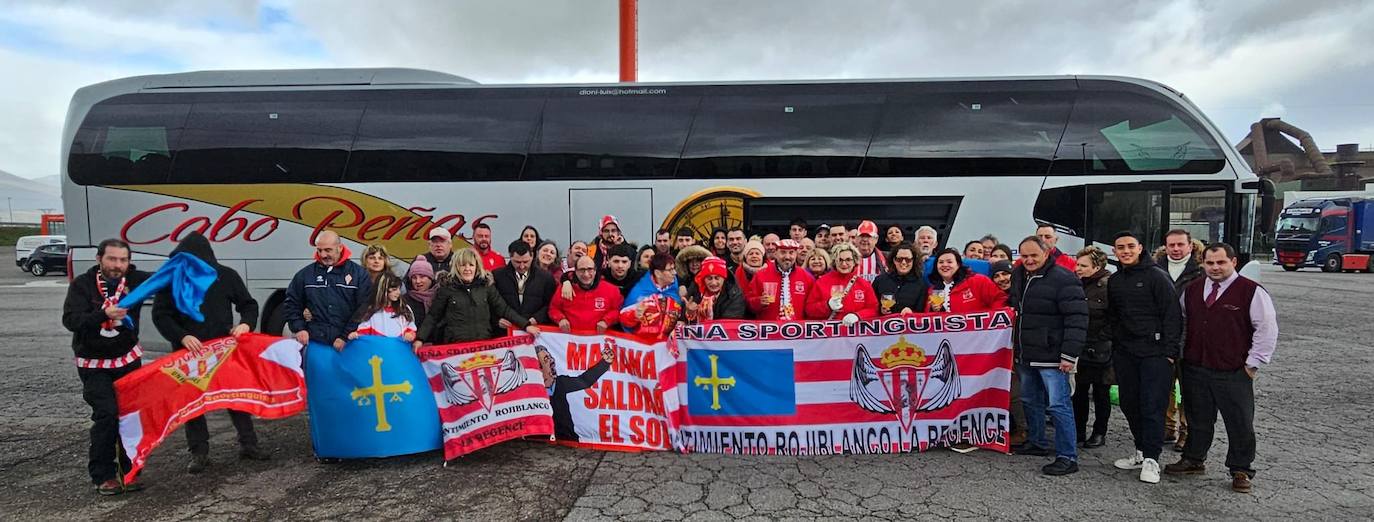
[74,276,143,369]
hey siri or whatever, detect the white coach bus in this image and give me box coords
[60,68,1266,334]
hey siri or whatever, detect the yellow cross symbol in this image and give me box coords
[350,355,412,432]
[693,354,736,411]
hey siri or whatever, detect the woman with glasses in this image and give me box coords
[804,243,878,322]
[872,242,927,315]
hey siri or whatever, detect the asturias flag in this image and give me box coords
[306,336,442,458]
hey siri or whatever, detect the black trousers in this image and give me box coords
[1181,362,1257,477]
[1114,351,1173,460]
[1073,362,1112,439]
[78,361,141,484]
[185,411,258,455]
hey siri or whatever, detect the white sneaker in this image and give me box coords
[1114,450,1145,470]
[1140,458,1161,484]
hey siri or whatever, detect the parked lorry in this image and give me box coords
[1274,196,1373,272]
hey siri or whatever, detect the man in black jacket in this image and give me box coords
[1107,231,1183,484]
[601,243,643,296]
[492,240,556,333]
[151,232,267,473]
[1007,236,1087,476]
[62,239,150,495]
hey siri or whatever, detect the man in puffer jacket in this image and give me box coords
[1007,236,1087,476]
[282,231,371,349]
[1107,231,1183,484]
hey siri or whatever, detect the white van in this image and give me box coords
[14,235,66,267]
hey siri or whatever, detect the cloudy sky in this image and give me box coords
[2,0,1372,180]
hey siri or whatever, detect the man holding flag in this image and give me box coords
[62,238,149,496]
[150,232,269,473]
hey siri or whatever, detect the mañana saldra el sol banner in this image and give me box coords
[669,311,1015,455]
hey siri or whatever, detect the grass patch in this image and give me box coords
[0,226,42,247]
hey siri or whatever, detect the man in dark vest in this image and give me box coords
[1164,243,1277,494]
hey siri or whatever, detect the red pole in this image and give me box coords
[619,0,637,82]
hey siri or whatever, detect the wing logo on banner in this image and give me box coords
[440,350,526,414]
[161,337,237,391]
[850,337,961,430]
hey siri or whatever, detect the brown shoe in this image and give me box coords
[1009,430,1028,446]
[1163,457,1206,475]
[1231,472,1252,493]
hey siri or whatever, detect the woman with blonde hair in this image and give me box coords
[415,248,540,347]
[804,247,832,278]
[804,242,878,322]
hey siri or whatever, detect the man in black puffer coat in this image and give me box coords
[1007,236,1087,476]
[151,232,268,473]
[1106,230,1183,484]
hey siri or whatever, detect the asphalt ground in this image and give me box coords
[1,246,1370,521]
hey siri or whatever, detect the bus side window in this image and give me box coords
[68,102,190,185]
[1033,185,1085,237]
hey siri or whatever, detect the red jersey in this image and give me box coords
[548,280,623,331]
[480,249,506,272]
[804,270,879,320]
[748,265,814,320]
[927,272,1007,313]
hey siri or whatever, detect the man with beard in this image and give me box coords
[150,232,267,473]
[550,256,623,333]
[63,238,150,495]
[472,223,505,272]
[600,243,642,296]
[748,239,814,320]
[588,215,625,269]
[915,226,939,259]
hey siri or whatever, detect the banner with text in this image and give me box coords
[418,335,555,460]
[669,311,1014,455]
[532,331,680,451]
[117,334,307,481]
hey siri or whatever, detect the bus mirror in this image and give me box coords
[1257,178,1275,234]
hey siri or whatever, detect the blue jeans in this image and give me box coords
[1018,363,1077,461]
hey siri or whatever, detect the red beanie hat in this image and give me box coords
[695,256,728,289]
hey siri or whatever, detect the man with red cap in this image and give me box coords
[587,215,625,269]
[685,256,747,322]
[749,239,813,320]
[855,220,887,283]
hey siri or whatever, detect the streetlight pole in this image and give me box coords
[6,197,11,223]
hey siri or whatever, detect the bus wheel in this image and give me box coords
[1282,265,1299,272]
[263,304,287,336]
[1322,254,1342,273]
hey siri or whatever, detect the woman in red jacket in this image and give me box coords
[549,256,623,333]
[804,243,879,323]
[926,248,1007,313]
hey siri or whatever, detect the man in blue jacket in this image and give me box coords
[1007,236,1088,476]
[282,231,371,350]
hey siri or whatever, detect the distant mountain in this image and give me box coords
[0,169,62,223]
[33,175,60,187]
